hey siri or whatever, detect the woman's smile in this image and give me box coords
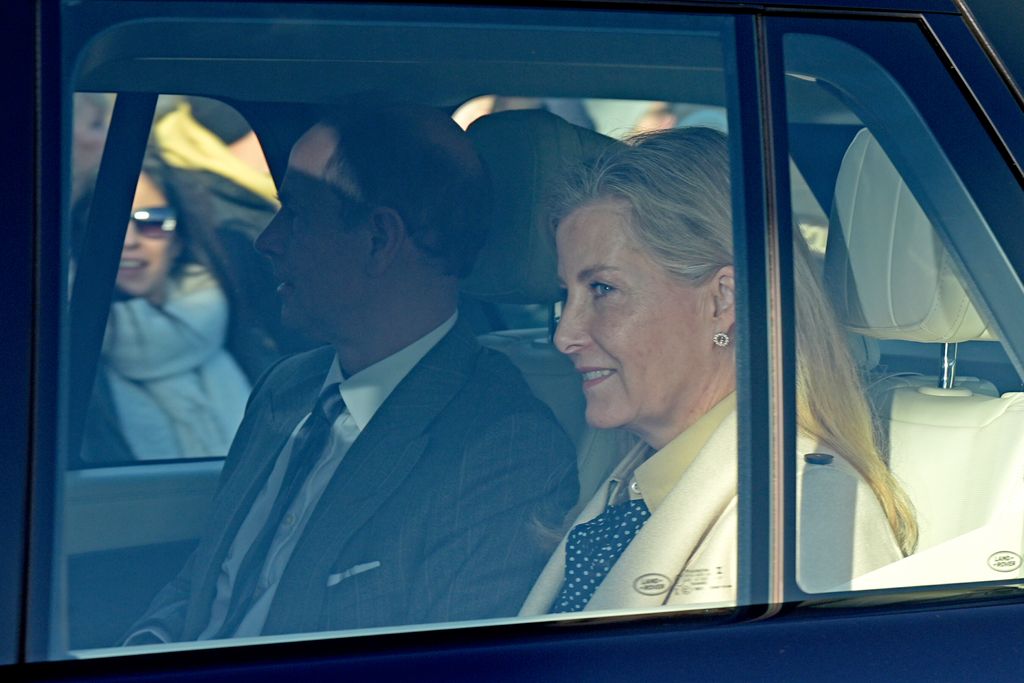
[579,367,616,389]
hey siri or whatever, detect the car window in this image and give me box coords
[71,94,295,467]
[48,4,772,661]
[777,21,1024,598]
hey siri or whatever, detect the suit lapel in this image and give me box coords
[263,322,480,634]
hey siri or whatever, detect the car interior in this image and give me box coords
[822,128,1024,588]
[58,7,1024,653]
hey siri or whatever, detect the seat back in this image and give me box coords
[464,110,629,504]
[825,129,1024,585]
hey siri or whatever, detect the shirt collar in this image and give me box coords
[631,392,736,512]
[322,312,458,431]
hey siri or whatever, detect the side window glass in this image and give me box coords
[64,93,303,650]
[54,5,772,661]
[72,94,295,466]
[782,31,1024,594]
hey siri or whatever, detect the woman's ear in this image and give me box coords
[712,265,735,326]
[364,206,406,276]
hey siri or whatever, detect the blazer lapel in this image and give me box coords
[262,322,480,634]
[586,412,739,611]
[523,413,740,616]
[183,351,330,637]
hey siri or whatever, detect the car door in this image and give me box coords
[8,0,1024,679]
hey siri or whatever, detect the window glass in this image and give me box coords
[71,94,292,468]
[53,3,764,662]
[782,30,1024,595]
[65,92,298,650]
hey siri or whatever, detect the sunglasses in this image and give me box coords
[130,207,178,239]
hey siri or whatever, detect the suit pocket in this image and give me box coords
[322,560,401,631]
[326,561,382,587]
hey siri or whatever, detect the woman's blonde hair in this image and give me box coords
[554,126,917,556]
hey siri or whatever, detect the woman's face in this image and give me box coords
[555,199,735,449]
[116,173,181,305]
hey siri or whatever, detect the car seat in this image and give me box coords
[823,128,1024,588]
[462,109,634,505]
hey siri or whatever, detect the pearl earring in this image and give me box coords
[712,332,730,348]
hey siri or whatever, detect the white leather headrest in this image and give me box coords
[825,129,993,343]
[461,110,621,304]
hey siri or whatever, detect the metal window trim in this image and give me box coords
[730,13,783,616]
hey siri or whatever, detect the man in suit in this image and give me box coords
[125,102,577,643]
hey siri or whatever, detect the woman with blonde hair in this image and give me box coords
[521,127,916,614]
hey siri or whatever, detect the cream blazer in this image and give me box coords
[520,412,903,615]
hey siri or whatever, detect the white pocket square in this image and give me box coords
[326,561,381,587]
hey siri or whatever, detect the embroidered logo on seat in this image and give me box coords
[987,551,1022,573]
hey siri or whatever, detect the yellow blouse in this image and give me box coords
[628,392,737,512]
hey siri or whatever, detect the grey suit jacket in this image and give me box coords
[128,321,577,640]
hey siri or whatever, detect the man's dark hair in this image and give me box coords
[318,101,492,278]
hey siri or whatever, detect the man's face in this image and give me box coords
[255,124,373,344]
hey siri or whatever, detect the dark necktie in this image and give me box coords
[550,499,652,613]
[215,383,346,638]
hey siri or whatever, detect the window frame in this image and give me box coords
[2,0,38,669]
[36,0,784,665]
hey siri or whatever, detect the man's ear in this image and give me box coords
[364,206,406,276]
[711,265,736,327]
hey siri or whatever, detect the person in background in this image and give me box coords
[81,159,252,462]
[152,96,312,378]
[521,127,917,615]
[72,93,114,206]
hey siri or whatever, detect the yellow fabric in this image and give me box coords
[630,392,737,512]
[153,102,280,206]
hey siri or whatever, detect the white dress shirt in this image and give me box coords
[198,312,458,639]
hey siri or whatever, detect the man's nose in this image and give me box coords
[553,297,588,356]
[255,211,286,256]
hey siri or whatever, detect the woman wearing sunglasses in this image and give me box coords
[82,164,252,462]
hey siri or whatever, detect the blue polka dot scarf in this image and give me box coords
[550,499,652,613]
